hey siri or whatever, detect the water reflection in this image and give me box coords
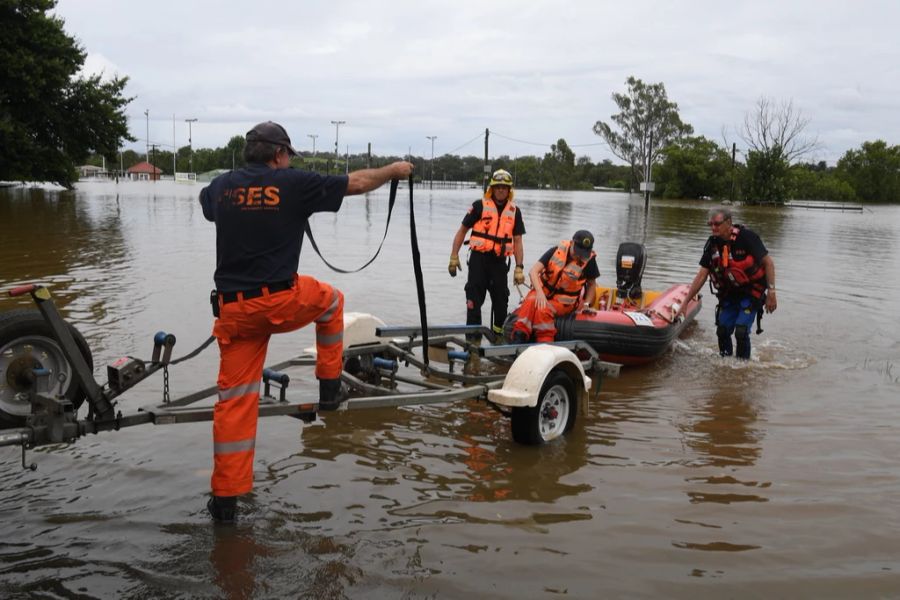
[683,387,762,468]
[210,527,270,600]
[0,188,129,312]
[680,386,770,506]
[296,401,592,509]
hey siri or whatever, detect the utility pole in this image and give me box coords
[483,128,490,193]
[330,120,345,174]
[149,144,159,181]
[643,131,653,213]
[144,109,150,162]
[307,134,318,170]
[172,114,176,176]
[426,135,437,189]
[185,118,198,174]
[730,142,737,202]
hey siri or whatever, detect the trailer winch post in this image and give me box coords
[10,285,114,420]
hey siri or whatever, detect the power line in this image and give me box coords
[491,130,610,149]
[442,132,485,156]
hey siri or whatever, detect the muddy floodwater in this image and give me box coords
[1,180,899,598]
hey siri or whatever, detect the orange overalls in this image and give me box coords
[512,240,594,343]
[210,273,343,497]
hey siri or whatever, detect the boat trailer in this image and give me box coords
[0,284,620,470]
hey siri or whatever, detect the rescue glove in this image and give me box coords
[448,254,462,277]
[513,264,525,285]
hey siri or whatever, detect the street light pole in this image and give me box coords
[307,134,318,171]
[426,135,437,189]
[185,118,198,174]
[144,109,150,162]
[330,120,345,174]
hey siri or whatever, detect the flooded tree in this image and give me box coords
[738,97,818,204]
[0,0,133,188]
[836,140,900,203]
[593,76,693,191]
[655,136,733,200]
[542,139,577,190]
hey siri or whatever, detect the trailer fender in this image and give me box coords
[488,344,591,409]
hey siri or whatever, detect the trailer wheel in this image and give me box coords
[0,309,93,429]
[510,369,577,445]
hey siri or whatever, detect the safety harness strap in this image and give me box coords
[303,178,399,273]
[408,175,430,366]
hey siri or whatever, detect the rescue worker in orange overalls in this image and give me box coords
[675,206,778,359]
[200,121,413,523]
[510,230,599,343]
[448,169,526,339]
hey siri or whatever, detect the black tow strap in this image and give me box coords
[303,176,430,365]
[169,335,217,365]
[407,175,429,367]
[303,179,399,273]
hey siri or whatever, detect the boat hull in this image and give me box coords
[505,284,702,366]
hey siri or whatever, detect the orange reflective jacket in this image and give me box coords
[540,240,595,309]
[468,196,517,256]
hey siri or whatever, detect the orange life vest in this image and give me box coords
[468,196,517,256]
[709,226,767,299]
[540,240,596,309]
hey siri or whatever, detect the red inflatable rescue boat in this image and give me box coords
[507,242,702,366]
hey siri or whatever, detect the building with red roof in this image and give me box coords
[126,161,162,181]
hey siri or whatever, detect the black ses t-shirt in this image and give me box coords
[200,164,348,291]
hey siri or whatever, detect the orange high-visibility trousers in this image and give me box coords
[511,289,577,343]
[210,273,344,497]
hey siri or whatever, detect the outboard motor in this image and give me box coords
[615,242,646,303]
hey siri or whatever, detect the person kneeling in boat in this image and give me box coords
[674,206,778,359]
[510,230,599,344]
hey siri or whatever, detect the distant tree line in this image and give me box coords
[89,136,636,191]
[91,132,899,205]
[593,78,900,205]
[5,4,897,205]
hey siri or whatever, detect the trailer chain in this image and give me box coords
[163,365,170,404]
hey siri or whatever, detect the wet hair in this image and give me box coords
[243,141,281,164]
[707,206,733,222]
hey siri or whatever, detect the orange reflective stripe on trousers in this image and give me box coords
[210,274,344,496]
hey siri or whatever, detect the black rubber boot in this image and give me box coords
[511,330,528,344]
[207,495,237,524]
[318,378,347,411]
[716,325,733,357]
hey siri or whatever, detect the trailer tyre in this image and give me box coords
[510,369,576,445]
[0,309,94,429]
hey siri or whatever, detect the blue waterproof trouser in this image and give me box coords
[716,295,760,359]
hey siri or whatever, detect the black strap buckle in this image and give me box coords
[209,290,220,318]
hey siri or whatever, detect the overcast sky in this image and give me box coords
[55,0,899,165]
